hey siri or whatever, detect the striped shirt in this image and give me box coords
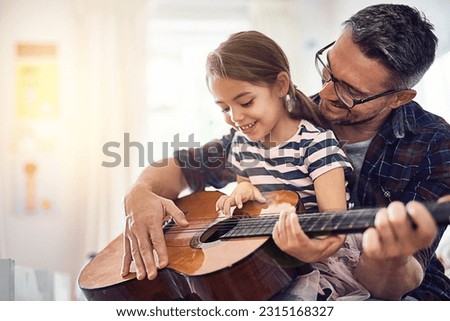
[228,119,353,211]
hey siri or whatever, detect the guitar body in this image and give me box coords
[78,190,309,300]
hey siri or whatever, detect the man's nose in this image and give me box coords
[319,80,338,101]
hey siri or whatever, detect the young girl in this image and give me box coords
[206,31,369,300]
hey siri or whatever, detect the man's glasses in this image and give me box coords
[315,41,406,108]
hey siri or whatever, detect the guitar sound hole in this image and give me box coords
[199,217,240,243]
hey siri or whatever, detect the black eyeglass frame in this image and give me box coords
[315,41,407,108]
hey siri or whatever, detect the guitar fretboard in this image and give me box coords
[220,202,450,239]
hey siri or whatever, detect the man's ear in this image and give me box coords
[275,71,290,97]
[388,89,416,109]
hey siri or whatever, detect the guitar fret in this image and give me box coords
[258,219,267,235]
[260,216,277,235]
[246,218,261,236]
[300,214,320,231]
[333,213,345,231]
[318,214,335,232]
[354,211,376,230]
[347,212,361,229]
[249,219,265,236]
[300,214,321,232]
[339,214,354,230]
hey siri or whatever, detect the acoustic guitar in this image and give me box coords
[78,190,450,301]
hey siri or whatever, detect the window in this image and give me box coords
[415,51,450,123]
[146,0,251,162]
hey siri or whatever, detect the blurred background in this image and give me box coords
[0,0,449,300]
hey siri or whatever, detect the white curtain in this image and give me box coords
[72,0,150,256]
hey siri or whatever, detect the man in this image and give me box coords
[121,4,450,300]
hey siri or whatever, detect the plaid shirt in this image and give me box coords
[175,100,450,300]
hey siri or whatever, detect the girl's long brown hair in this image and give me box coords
[206,30,328,129]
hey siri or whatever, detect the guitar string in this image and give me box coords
[162,210,377,236]
[160,201,449,236]
[163,211,376,232]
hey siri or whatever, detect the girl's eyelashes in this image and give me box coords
[241,99,253,108]
[218,99,253,114]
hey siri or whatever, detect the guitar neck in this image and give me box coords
[220,201,450,239]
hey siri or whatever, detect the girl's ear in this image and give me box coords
[388,89,416,109]
[275,71,290,97]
